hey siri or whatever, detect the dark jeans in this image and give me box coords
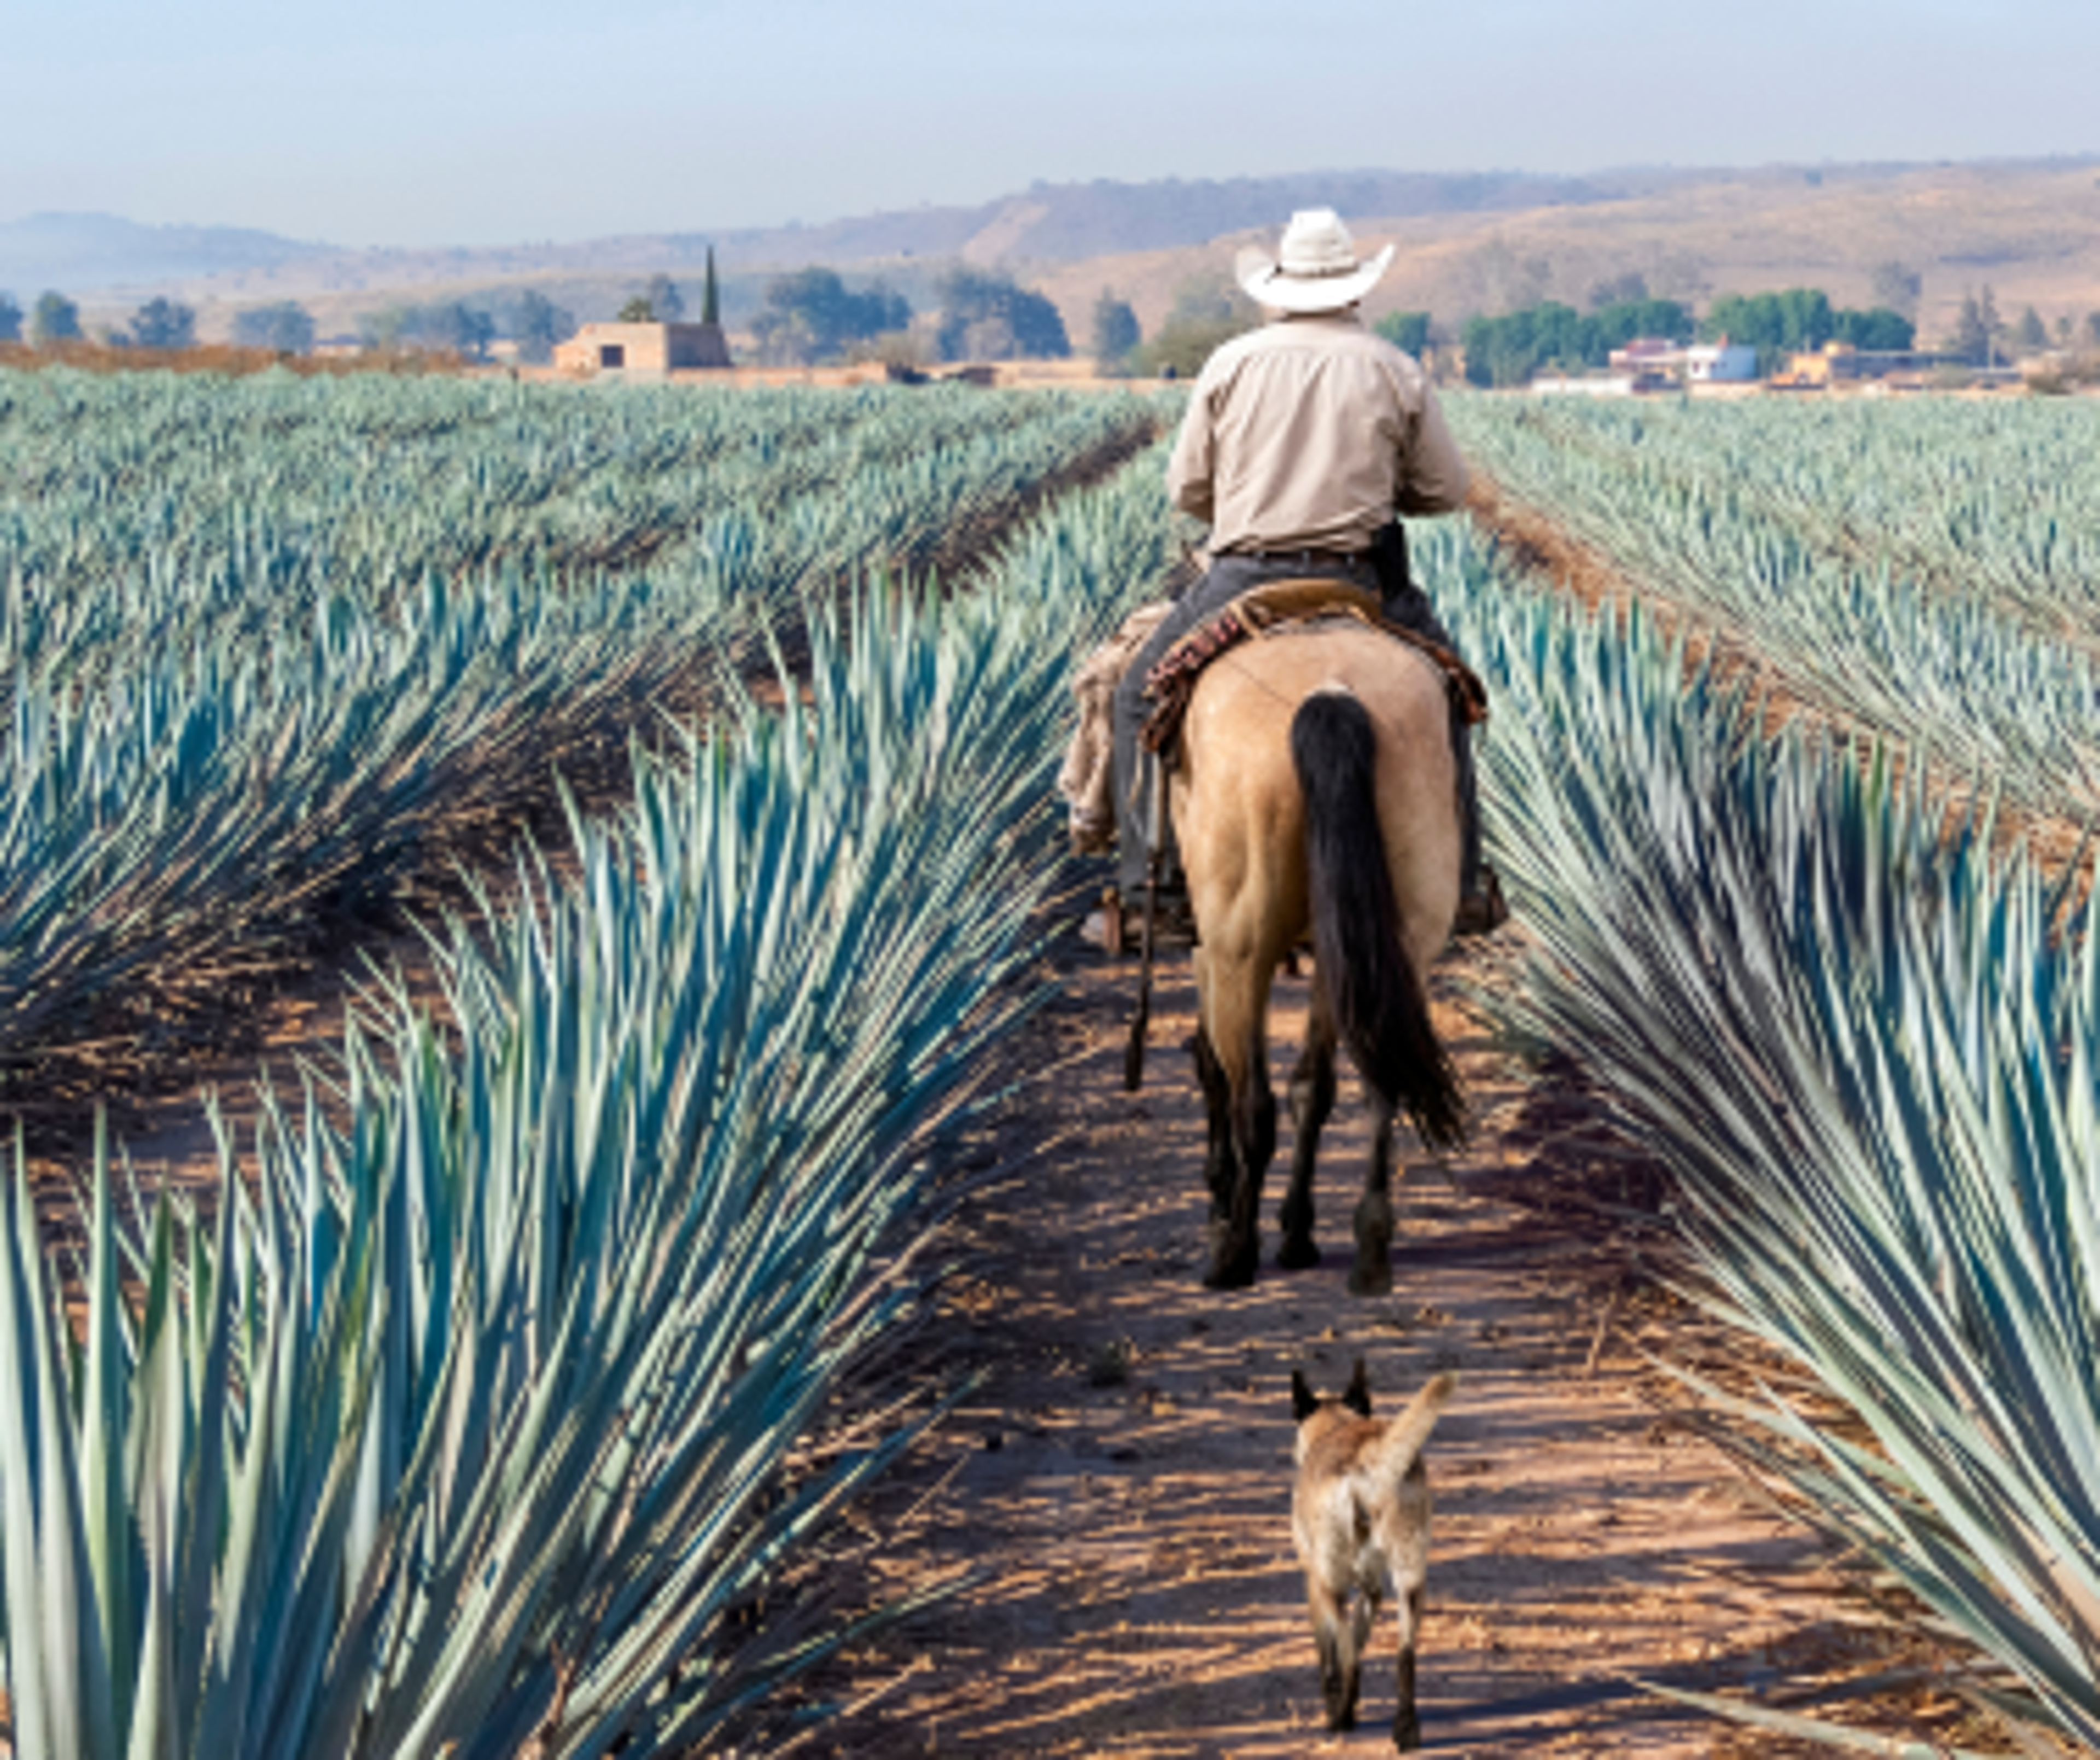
[1110,550,1480,896]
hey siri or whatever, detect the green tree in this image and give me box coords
[1375,311,1432,355]
[129,297,196,350]
[1456,296,1690,387]
[643,274,684,321]
[2015,306,2049,352]
[1462,301,1585,387]
[1950,287,2002,365]
[750,267,911,365]
[1089,290,1140,370]
[31,290,80,346]
[2087,311,2100,348]
[702,247,720,326]
[1830,307,1915,351]
[617,296,655,322]
[412,302,494,358]
[1131,279,1258,377]
[506,290,572,364]
[1700,289,1835,354]
[0,292,20,343]
[933,267,1069,362]
[232,300,315,353]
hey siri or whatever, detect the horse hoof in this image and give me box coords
[1393,1712,1421,1751]
[1276,1236,1322,1271]
[1203,1252,1259,1291]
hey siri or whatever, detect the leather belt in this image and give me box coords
[1235,547,1372,568]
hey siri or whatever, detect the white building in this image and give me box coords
[1685,342,1757,382]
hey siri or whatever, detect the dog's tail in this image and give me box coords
[1290,687,1464,1148]
[1366,1371,1459,1483]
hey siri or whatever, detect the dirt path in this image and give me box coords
[772,924,1974,1757]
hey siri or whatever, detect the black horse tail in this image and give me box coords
[1291,688,1465,1149]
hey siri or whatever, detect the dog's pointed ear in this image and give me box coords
[1291,1368,1319,1424]
[1344,1357,1372,1418]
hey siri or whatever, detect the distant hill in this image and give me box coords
[34,167,1708,317]
[1030,156,2100,350]
[11,170,1685,298]
[29,157,2100,353]
[0,213,328,296]
[698,167,1702,267]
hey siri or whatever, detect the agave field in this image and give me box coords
[0,370,1155,1080]
[1446,393,2100,823]
[0,364,1172,1757]
[1439,389,2100,1749]
[6,358,2100,1755]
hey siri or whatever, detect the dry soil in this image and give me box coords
[765,919,1992,1757]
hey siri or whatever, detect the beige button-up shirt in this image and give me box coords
[1165,310,1469,556]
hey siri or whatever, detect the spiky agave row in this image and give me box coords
[1416,514,2100,1750]
[1446,393,2100,823]
[0,380,1163,1069]
[0,441,1179,1760]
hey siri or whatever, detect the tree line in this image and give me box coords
[1450,282,2100,387]
[1456,290,1924,388]
[739,266,1072,367]
[10,269,2097,378]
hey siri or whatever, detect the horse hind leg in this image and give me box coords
[1351,1094,1399,1298]
[1277,970,1337,1271]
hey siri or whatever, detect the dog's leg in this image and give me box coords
[1392,1582,1424,1751]
[1307,1578,1355,1732]
[1351,1093,1398,1297]
[1278,969,1337,1269]
[1337,1584,1374,1734]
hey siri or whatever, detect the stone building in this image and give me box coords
[553,320,732,377]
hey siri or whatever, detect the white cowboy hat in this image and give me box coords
[1235,208,1395,314]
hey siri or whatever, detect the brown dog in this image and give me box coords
[1290,1359,1457,1750]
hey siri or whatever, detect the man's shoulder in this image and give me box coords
[1194,323,1279,383]
[1216,314,1422,378]
[1335,320,1430,385]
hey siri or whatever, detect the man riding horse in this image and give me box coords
[1110,207,1503,937]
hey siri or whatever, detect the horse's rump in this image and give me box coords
[1172,625,1462,975]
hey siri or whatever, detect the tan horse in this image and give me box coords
[1170,625,1466,1292]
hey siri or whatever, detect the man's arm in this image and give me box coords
[1393,381,1469,516]
[1164,382,1217,524]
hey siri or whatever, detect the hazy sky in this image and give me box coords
[9,0,2097,247]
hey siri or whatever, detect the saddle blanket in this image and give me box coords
[1138,578,1489,762]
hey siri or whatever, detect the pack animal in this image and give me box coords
[1169,623,1466,1292]
[1290,1359,1457,1749]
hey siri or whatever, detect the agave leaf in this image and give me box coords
[1634,1676,2003,1757]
